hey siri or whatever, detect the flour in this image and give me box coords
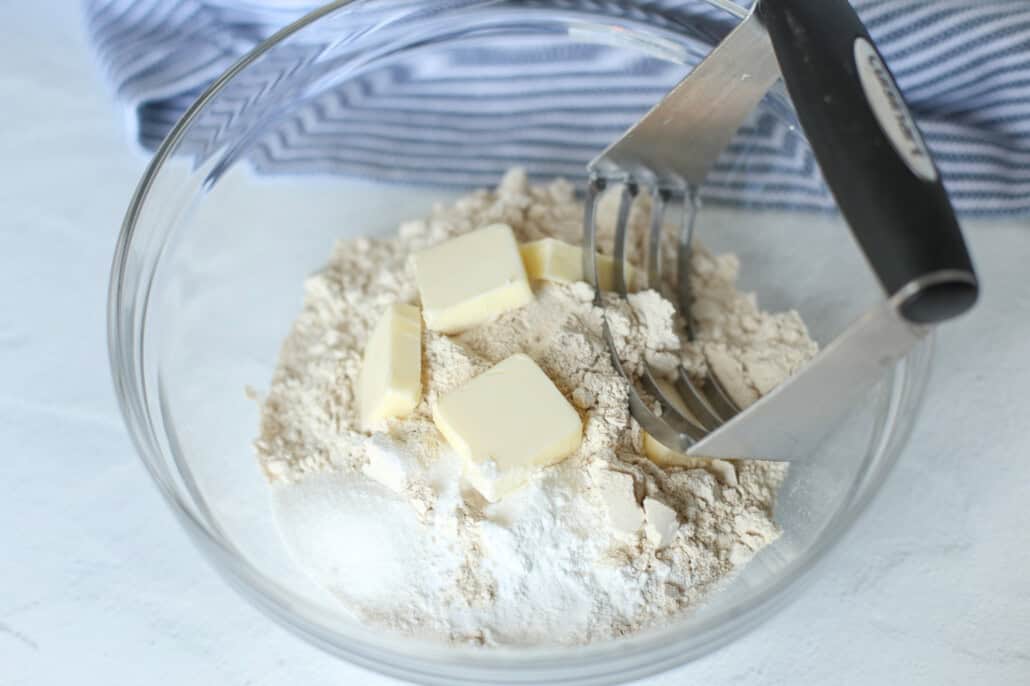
[256,169,817,646]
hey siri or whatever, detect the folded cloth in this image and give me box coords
[85,0,1030,214]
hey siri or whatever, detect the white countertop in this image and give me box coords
[3,3,1028,684]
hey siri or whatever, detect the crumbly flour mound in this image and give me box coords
[256,169,817,646]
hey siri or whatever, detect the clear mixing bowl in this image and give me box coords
[108,1,933,683]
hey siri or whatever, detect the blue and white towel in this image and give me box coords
[85,0,1030,214]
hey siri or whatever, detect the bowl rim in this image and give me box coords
[107,1,932,682]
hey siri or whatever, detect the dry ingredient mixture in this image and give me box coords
[255,169,818,646]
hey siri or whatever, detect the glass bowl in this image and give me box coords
[108,1,933,683]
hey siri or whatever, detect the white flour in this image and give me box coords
[256,169,817,646]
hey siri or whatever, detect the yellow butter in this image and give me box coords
[519,238,639,292]
[414,224,533,334]
[358,303,423,430]
[432,354,582,502]
[642,432,692,467]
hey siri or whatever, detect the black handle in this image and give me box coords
[756,0,978,324]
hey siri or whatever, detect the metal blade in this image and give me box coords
[686,298,928,462]
[582,176,604,299]
[588,11,780,185]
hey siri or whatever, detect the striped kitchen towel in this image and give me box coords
[85,0,1030,214]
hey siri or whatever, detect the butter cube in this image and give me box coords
[643,497,679,548]
[520,238,639,292]
[592,467,643,535]
[359,303,423,429]
[432,354,582,501]
[414,224,533,334]
[643,432,695,467]
[642,434,738,487]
